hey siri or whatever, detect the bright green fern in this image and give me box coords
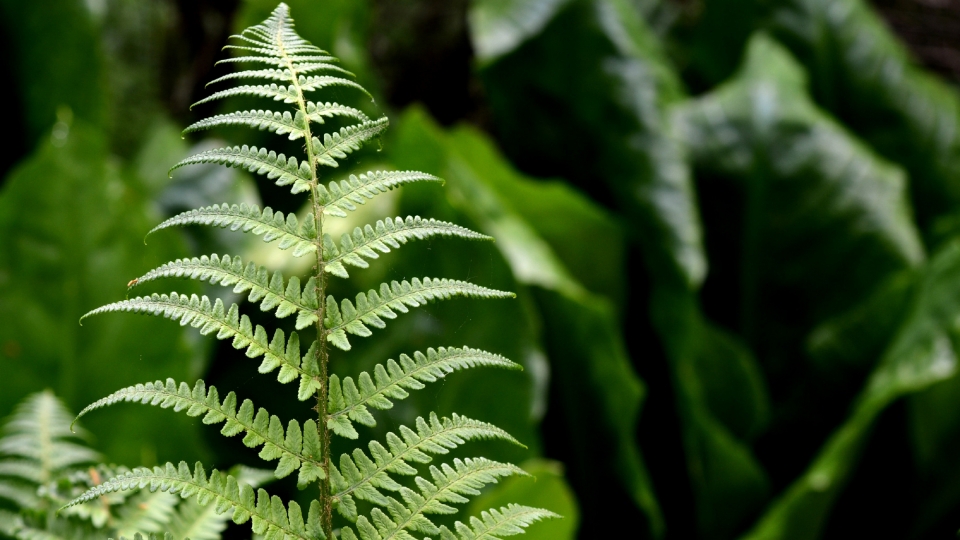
[64,4,558,539]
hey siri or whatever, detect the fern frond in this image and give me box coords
[112,489,179,539]
[339,458,525,538]
[330,413,521,519]
[207,64,352,86]
[72,379,325,483]
[184,110,309,140]
[323,279,515,351]
[318,171,443,218]
[133,254,317,320]
[216,54,338,66]
[311,117,389,168]
[149,203,317,254]
[192,76,368,108]
[0,391,99,486]
[80,294,322,397]
[328,347,519,431]
[170,146,313,193]
[63,462,327,540]
[438,504,561,540]
[168,466,275,540]
[323,217,491,278]
[183,103,369,138]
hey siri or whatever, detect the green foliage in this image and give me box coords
[61,4,558,540]
[0,391,274,540]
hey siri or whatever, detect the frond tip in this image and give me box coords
[439,504,561,539]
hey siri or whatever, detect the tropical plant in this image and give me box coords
[0,391,273,540]
[59,4,557,539]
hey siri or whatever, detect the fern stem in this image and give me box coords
[274,16,333,538]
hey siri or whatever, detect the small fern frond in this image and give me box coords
[318,171,443,218]
[72,379,325,483]
[216,54,337,66]
[323,217,491,278]
[438,504,561,540]
[63,462,327,540]
[323,279,515,351]
[192,76,368,108]
[170,146,313,193]
[149,204,317,255]
[311,117,389,168]
[339,458,524,538]
[168,466,275,540]
[329,413,521,519]
[184,110,309,140]
[328,347,519,431]
[133,254,317,319]
[80,294,322,396]
[207,64,353,86]
[183,102,369,138]
[112,489,179,539]
[0,391,99,486]
[111,534,174,540]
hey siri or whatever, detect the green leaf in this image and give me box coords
[63,460,325,540]
[439,503,560,540]
[768,0,960,238]
[466,459,576,540]
[0,120,209,466]
[388,108,658,535]
[743,240,960,540]
[170,145,313,194]
[79,293,320,396]
[328,346,520,432]
[148,203,317,256]
[133,254,317,320]
[317,170,444,218]
[323,216,491,278]
[330,413,522,519]
[310,117,390,169]
[72,379,325,481]
[166,465,276,540]
[468,0,573,63]
[324,278,515,350]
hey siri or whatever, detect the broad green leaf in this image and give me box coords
[467,459,578,539]
[480,0,702,288]
[743,239,960,540]
[768,0,960,239]
[0,0,104,142]
[387,108,661,536]
[0,120,209,466]
[478,2,772,535]
[468,0,574,63]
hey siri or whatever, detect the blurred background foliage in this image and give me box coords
[4,0,960,538]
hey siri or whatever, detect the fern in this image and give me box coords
[0,392,274,540]
[64,4,559,538]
